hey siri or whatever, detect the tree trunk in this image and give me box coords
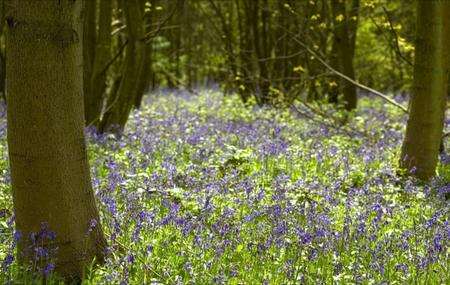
[0,0,5,103]
[328,38,340,104]
[400,0,450,180]
[5,0,107,279]
[235,0,252,102]
[83,0,97,123]
[208,0,238,93]
[100,0,145,134]
[135,0,154,109]
[87,0,113,126]
[348,0,360,59]
[248,0,270,105]
[331,0,358,111]
[260,0,271,102]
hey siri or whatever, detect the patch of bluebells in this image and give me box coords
[0,221,57,281]
[0,91,449,283]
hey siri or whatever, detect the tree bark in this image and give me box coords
[331,0,358,110]
[0,0,5,103]
[400,0,450,180]
[235,0,252,102]
[83,0,97,123]
[348,0,360,59]
[135,0,154,109]
[5,0,107,279]
[208,0,238,94]
[87,0,112,126]
[328,38,340,104]
[100,0,145,134]
[248,0,270,105]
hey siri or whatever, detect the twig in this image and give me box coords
[290,102,372,141]
[97,39,129,78]
[142,0,183,43]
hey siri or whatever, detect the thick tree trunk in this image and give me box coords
[83,0,97,123]
[87,0,113,126]
[400,1,450,180]
[5,0,107,279]
[331,0,358,111]
[100,0,145,134]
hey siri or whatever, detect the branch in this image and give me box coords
[289,35,409,113]
[142,0,183,43]
[97,39,128,78]
[382,7,413,67]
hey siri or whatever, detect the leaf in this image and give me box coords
[335,14,345,22]
[293,65,305,73]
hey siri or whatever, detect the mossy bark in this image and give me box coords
[400,1,450,180]
[5,0,106,279]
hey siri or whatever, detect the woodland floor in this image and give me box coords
[0,90,449,284]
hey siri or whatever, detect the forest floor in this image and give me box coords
[0,90,449,284]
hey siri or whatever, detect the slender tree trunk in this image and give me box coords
[235,0,252,102]
[331,0,357,110]
[328,35,340,104]
[83,0,97,122]
[87,0,112,126]
[5,0,107,279]
[348,0,360,59]
[275,0,289,93]
[246,0,269,105]
[260,0,271,102]
[100,0,145,134]
[208,0,238,93]
[135,0,154,109]
[400,0,450,180]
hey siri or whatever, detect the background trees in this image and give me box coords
[99,0,146,133]
[73,0,417,134]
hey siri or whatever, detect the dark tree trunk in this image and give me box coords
[87,0,113,127]
[100,0,146,134]
[135,0,155,109]
[83,0,97,123]
[235,0,252,102]
[331,0,358,111]
[248,0,270,105]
